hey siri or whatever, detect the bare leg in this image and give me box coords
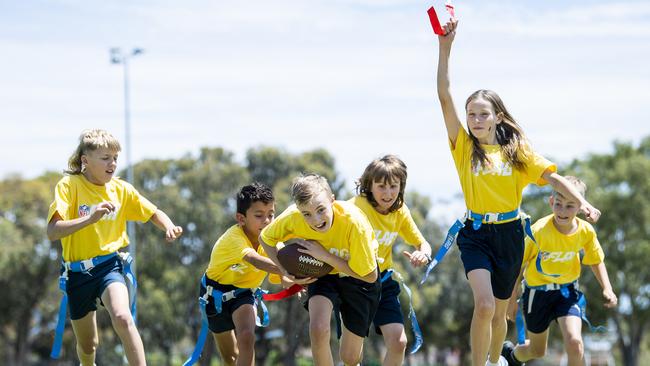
[467,269,495,366]
[558,316,584,366]
[232,304,257,366]
[487,298,510,363]
[70,311,98,366]
[512,328,550,361]
[378,323,407,366]
[308,295,334,366]
[101,282,146,365]
[214,331,237,366]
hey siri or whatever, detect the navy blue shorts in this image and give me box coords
[522,285,582,334]
[373,271,404,334]
[306,273,381,337]
[64,256,127,320]
[456,218,525,299]
[201,277,255,334]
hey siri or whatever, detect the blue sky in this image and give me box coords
[1,0,649,221]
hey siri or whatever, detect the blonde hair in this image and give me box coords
[290,173,333,206]
[465,90,529,171]
[553,176,587,199]
[356,155,407,213]
[65,129,121,175]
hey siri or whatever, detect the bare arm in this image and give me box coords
[46,201,116,241]
[589,262,618,308]
[243,251,282,275]
[149,209,183,242]
[299,240,378,283]
[506,266,525,322]
[543,171,601,223]
[436,19,462,145]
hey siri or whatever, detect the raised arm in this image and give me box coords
[436,19,462,145]
[542,171,601,223]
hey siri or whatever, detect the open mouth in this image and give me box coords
[315,222,327,230]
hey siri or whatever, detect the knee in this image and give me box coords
[236,328,256,350]
[385,333,408,355]
[111,311,135,332]
[474,298,496,321]
[309,321,331,344]
[219,350,238,365]
[340,348,362,366]
[566,336,584,357]
[77,338,98,355]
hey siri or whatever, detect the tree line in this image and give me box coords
[0,137,648,365]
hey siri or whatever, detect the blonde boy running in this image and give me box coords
[503,177,617,366]
[260,173,380,366]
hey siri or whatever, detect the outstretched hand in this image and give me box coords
[165,226,183,242]
[403,250,430,268]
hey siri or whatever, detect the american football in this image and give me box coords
[277,238,333,279]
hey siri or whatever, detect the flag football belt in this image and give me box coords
[183,275,303,365]
[381,269,423,354]
[420,208,548,284]
[51,252,136,359]
[524,280,606,333]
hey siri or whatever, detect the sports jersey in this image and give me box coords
[523,214,604,286]
[206,224,274,289]
[450,127,556,216]
[260,201,378,277]
[48,175,157,262]
[349,196,425,271]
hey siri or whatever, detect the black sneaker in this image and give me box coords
[501,341,523,366]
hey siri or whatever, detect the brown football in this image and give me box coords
[277,238,333,279]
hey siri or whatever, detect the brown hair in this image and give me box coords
[65,129,121,175]
[465,90,529,171]
[356,155,407,213]
[290,173,333,206]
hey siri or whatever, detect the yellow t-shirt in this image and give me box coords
[523,214,604,286]
[450,127,557,216]
[260,201,378,277]
[47,175,157,262]
[206,225,274,289]
[349,196,426,272]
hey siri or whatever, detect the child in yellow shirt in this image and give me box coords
[260,173,380,366]
[503,177,617,366]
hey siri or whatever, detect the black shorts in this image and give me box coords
[306,273,381,337]
[372,271,404,334]
[522,285,582,334]
[64,256,127,320]
[456,218,525,299]
[200,277,256,334]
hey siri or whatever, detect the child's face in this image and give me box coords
[550,194,580,227]
[81,147,119,185]
[370,178,400,214]
[239,201,275,238]
[297,190,335,233]
[466,97,501,144]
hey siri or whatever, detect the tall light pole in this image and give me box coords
[110,47,144,280]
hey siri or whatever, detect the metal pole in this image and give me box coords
[122,54,137,279]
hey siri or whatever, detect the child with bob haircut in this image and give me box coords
[260,173,381,366]
[502,176,617,366]
[47,129,183,366]
[435,20,601,366]
[186,182,284,366]
[351,154,432,365]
